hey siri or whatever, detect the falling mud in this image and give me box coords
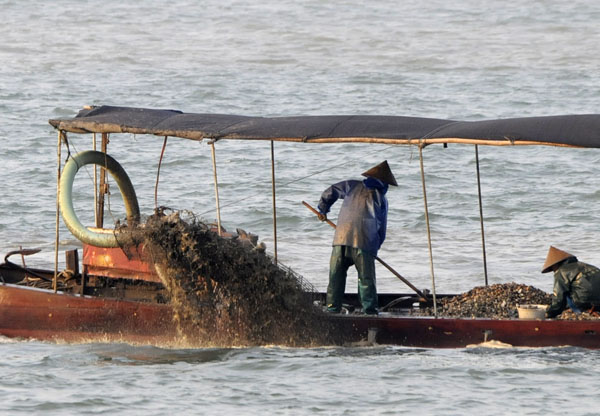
[119,209,333,347]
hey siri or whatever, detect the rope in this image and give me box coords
[155,136,168,211]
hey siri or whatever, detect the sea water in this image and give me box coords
[1,0,600,414]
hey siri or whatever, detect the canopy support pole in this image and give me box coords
[419,144,437,317]
[93,133,97,222]
[209,140,222,236]
[475,145,489,286]
[54,131,65,293]
[270,141,278,263]
[95,133,109,228]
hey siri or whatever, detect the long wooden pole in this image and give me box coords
[302,201,428,300]
[419,145,438,317]
[270,141,278,263]
[93,133,97,222]
[96,133,108,228]
[209,141,222,236]
[54,130,64,292]
[475,145,489,286]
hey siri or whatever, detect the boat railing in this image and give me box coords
[272,258,320,302]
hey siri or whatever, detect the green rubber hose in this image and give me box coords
[59,150,140,248]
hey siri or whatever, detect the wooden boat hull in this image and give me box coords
[0,284,180,345]
[328,313,600,348]
[2,284,600,348]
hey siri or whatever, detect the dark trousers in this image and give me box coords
[327,245,378,314]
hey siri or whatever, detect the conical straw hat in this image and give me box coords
[541,246,576,273]
[362,160,398,186]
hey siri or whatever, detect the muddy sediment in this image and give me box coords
[120,210,333,347]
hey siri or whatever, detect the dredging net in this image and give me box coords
[119,209,333,347]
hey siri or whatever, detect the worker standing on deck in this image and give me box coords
[317,160,397,315]
[542,246,600,318]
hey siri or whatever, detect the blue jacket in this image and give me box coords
[318,177,388,256]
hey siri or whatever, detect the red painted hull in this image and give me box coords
[0,284,180,345]
[328,314,600,348]
[2,284,600,348]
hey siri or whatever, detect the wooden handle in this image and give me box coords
[302,200,428,300]
[302,201,337,229]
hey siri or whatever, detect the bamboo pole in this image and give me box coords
[419,144,437,317]
[475,145,489,286]
[209,141,222,236]
[270,141,278,263]
[93,133,97,222]
[96,133,109,228]
[54,130,64,292]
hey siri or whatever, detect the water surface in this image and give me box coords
[1,0,600,414]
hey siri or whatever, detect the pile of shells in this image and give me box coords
[557,309,600,320]
[412,282,553,319]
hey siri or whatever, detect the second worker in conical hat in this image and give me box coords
[316,160,398,315]
[542,245,600,318]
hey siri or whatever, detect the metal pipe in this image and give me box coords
[419,144,437,317]
[54,130,64,292]
[209,141,222,236]
[270,141,278,263]
[475,145,489,286]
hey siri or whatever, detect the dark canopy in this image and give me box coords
[49,105,600,148]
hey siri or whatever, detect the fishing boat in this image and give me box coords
[2,105,600,348]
